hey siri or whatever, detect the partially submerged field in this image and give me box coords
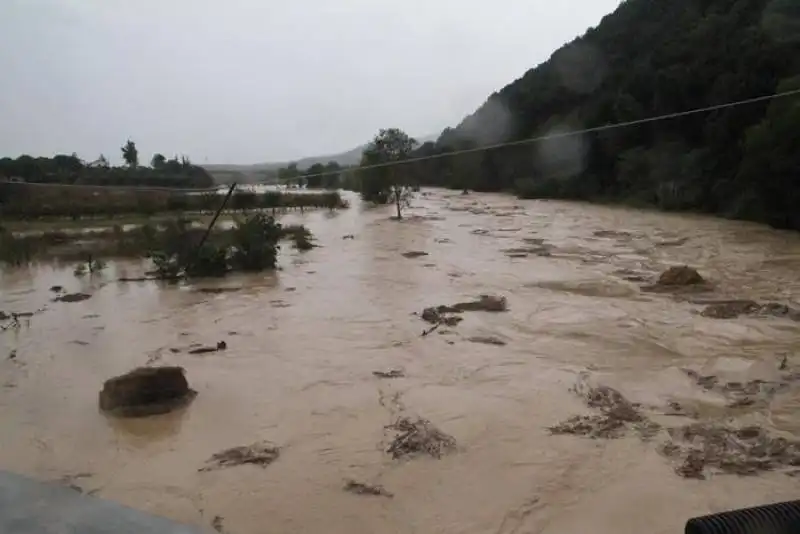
[0,182,346,219]
[1,190,799,534]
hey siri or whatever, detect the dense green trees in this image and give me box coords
[0,143,215,189]
[407,0,800,229]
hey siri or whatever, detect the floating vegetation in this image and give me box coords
[386,417,457,459]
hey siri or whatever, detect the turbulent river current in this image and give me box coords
[1,190,799,534]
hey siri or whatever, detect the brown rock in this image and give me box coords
[657,266,705,286]
[99,366,196,417]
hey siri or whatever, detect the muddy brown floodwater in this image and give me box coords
[2,190,800,534]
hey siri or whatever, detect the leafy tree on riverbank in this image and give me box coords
[405,0,800,230]
[121,140,139,169]
[359,128,418,219]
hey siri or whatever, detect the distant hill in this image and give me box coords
[205,133,438,177]
[411,0,800,230]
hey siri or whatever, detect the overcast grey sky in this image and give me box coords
[0,0,621,164]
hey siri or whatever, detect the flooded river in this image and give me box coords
[1,190,799,534]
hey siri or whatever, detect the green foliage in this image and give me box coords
[151,153,166,169]
[121,140,139,169]
[229,213,283,271]
[359,128,418,218]
[407,0,800,229]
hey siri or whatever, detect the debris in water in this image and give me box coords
[211,516,225,533]
[467,335,507,346]
[401,251,429,259]
[8,349,16,360]
[98,366,197,417]
[549,414,627,439]
[200,441,280,472]
[386,416,457,459]
[699,300,800,321]
[659,423,800,478]
[343,480,394,498]
[49,285,64,292]
[420,306,462,325]
[681,367,797,408]
[550,373,657,441]
[343,234,355,240]
[452,295,508,312]
[188,341,227,355]
[54,292,91,303]
[593,230,633,239]
[373,369,405,379]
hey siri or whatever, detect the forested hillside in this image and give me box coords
[412,0,800,229]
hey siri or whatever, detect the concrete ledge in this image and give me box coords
[0,470,202,534]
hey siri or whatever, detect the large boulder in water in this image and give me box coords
[99,366,196,417]
[657,266,705,286]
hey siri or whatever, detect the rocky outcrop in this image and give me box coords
[98,366,196,417]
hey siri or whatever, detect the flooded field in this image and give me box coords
[1,189,799,534]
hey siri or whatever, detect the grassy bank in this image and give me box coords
[0,182,347,220]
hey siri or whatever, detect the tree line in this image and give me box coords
[351,0,800,230]
[275,161,344,189]
[0,139,214,189]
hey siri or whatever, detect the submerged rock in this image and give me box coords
[99,366,196,417]
[54,292,91,303]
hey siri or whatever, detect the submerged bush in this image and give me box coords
[229,214,282,271]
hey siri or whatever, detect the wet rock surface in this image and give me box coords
[200,441,280,472]
[386,417,457,459]
[642,266,712,294]
[98,366,197,417]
